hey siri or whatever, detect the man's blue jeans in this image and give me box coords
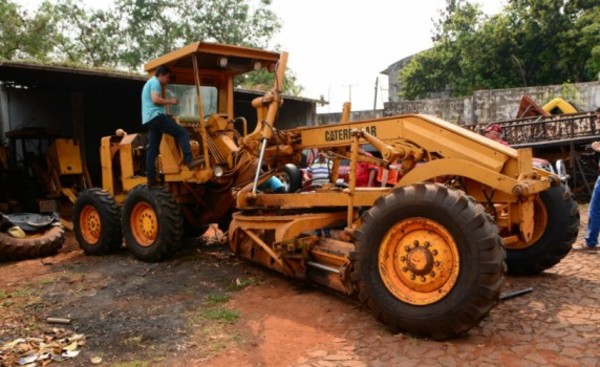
[585,176,600,247]
[145,114,193,179]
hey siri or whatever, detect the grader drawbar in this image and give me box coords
[73,42,579,340]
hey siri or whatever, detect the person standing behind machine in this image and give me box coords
[483,123,509,146]
[581,107,600,253]
[141,65,202,186]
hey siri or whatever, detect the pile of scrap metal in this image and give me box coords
[0,128,91,230]
[0,212,64,260]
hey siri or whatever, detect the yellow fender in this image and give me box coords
[542,98,578,114]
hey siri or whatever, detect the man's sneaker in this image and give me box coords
[185,158,204,170]
[573,244,597,253]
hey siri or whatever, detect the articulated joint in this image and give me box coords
[512,184,529,197]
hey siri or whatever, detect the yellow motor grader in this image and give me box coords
[73,42,578,340]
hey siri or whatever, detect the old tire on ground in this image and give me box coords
[506,184,579,275]
[0,225,64,260]
[122,185,183,262]
[351,183,505,340]
[73,188,122,255]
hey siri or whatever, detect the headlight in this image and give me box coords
[218,57,228,68]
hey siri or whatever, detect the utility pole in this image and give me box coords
[342,84,357,104]
[373,77,379,112]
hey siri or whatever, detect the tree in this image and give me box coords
[0,0,304,94]
[0,0,56,61]
[49,0,123,67]
[399,0,600,100]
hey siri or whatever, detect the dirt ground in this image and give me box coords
[1,208,599,367]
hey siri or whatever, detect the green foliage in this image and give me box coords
[400,0,600,100]
[202,307,240,323]
[0,0,56,60]
[0,0,303,92]
[206,293,231,305]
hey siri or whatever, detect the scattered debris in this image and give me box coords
[46,317,71,325]
[499,287,533,301]
[0,328,85,366]
[90,356,103,364]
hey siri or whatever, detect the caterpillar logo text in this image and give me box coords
[324,126,377,142]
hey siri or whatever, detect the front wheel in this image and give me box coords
[505,184,579,275]
[351,183,505,340]
[121,185,183,262]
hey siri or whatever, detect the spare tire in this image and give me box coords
[0,225,65,261]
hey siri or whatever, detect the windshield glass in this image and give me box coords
[166,85,218,118]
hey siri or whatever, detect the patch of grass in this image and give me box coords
[39,277,55,285]
[112,361,150,367]
[202,308,239,323]
[206,293,230,305]
[226,277,260,291]
[0,291,8,300]
[123,336,143,346]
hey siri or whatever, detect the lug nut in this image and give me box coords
[424,241,430,248]
[432,250,438,256]
[413,240,419,246]
[402,267,408,272]
[430,271,436,278]
[400,256,406,262]
[421,277,426,282]
[410,274,416,280]
[434,261,440,267]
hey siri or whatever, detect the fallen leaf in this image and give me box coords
[91,356,103,364]
[63,341,78,352]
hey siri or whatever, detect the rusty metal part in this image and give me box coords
[79,205,101,245]
[378,218,460,305]
[130,202,158,247]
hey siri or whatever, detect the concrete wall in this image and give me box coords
[316,109,384,125]
[384,81,600,125]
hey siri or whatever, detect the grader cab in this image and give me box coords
[73,42,578,339]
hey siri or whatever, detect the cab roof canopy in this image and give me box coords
[144,41,280,84]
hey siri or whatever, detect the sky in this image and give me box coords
[17,0,505,113]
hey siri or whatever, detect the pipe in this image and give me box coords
[306,261,340,274]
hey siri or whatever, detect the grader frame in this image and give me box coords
[73,42,578,340]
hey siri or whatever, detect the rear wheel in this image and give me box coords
[506,184,579,275]
[73,188,122,255]
[122,185,183,262]
[351,183,505,340]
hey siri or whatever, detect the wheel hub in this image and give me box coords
[378,218,460,305]
[405,244,434,276]
[131,202,157,247]
[80,205,101,244]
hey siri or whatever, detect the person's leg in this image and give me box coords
[585,176,600,247]
[157,114,193,164]
[145,119,162,180]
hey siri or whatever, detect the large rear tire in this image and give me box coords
[73,188,122,255]
[122,185,183,262]
[506,184,579,275]
[0,226,64,260]
[351,183,505,340]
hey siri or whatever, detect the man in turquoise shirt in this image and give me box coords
[141,66,201,186]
